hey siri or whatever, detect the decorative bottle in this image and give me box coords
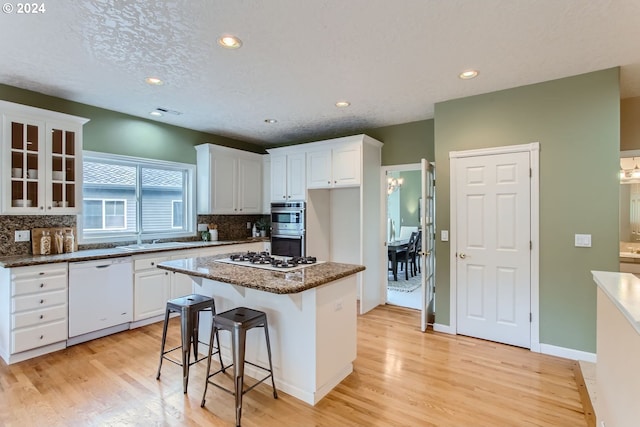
[63,230,75,253]
[40,230,51,255]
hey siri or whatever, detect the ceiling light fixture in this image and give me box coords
[149,111,163,117]
[459,69,479,80]
[145,77,164,85]
[218,35,242,49]
[335,101,351,108]
[264,119,277,124]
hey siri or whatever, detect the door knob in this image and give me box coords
[459,253,466,259]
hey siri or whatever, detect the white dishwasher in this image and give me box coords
[68,257,133,343]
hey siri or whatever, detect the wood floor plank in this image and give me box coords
[0,305,587,426]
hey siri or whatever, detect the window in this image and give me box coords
[83,199,127,230]
[80,151,195,243]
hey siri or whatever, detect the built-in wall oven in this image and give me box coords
[270,201,305,257]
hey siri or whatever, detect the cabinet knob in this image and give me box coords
[47,206,52,210]
[40,206,44,210]
[334,180,337,184]
[40,283,44,288]
[165,272,169,275]
[40,315,44,319]
[282,196,286,199]
[40,335,44,340]
[40,299,44,304]
[328,181,331,184]
[151,262,155,266]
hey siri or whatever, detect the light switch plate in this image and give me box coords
[15,230,30,242]
[197,223,208,232]
[575,234,592,247]
[441,230,449,242]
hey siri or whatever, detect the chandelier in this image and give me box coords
[387,176,404,194]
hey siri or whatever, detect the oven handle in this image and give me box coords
[271,234,303,239]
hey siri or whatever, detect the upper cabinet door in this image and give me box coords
[270,154,288,201]
[211,152,237,214]
[332,143,361,187]
[238,157,262,213]
[306,149,332,189]
[2,114,46,214]
[46,121,83,213]
[286,152,306,201]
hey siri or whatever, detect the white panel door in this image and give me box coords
[455,151,531,348]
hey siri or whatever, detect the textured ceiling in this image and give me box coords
[1,0,639,145]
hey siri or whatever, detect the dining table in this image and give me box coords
[388,238,410,281]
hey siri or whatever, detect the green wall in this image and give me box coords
[434,68,620,353]
[367,119,435,166]
[0,84,263,163]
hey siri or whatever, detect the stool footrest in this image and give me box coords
[205,364,274,397]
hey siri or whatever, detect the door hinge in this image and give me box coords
[530,241,532,250]
[529,168,532,178]
[529,313,532,322]
[433,179,436,187]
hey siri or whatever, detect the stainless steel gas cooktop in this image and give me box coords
[216,251,322,271]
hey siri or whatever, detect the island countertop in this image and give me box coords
[591,270,640,335]
[157,255,365,294]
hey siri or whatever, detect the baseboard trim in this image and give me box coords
[539,343,597,362]
[433,323,455,334]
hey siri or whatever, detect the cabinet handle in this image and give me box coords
[40,299,44,304]
[40,283,44,288]
[39,272,45,275]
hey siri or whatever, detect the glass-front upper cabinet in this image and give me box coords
[1,101,89,215]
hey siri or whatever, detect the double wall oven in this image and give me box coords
[270,201,305,257]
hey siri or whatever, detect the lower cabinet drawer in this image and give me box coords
[12,305,67,329]
[12,320,67,354]
[12,290,67,313]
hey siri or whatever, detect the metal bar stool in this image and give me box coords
[156,294,223,393]
[201,307,278,427]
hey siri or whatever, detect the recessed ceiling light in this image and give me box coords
[145,77,164,85]
[335,101,351,108]
[149,111,163,117]
[264,119,277,124]
[218,35,242,49]
[459,69,479,80]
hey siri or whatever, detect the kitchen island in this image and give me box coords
[157,255,365,405]
[591,271,640,427]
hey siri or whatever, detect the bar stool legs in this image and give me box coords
[201,307,278,427]
[156,294,223,394]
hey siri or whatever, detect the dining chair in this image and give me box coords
[396,232,418,280]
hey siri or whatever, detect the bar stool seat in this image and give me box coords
[201,307,278,427]
[156,294,223,393]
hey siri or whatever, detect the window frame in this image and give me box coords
[171,199,184,229]
[79,151,196,244]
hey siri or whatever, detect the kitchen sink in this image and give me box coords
[116,241,197,251]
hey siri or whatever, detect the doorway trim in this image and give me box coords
[449,142,540,352]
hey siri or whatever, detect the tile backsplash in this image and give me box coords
[0,214,269,257]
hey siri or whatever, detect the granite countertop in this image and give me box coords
[157,255,366,294]
[592,270,640,335]
[0,238,268,268]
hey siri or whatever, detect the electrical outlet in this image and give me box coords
[15,230,30,242]
[247,222,252,229]
[197,223,208,232]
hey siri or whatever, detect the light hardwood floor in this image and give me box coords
[0,305,587,426]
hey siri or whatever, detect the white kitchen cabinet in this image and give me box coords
[268,151,306,201]
[306,142,361,189]
[133,254,172,321]
[195,143,263,214]
[0,263,69,364]
[0,100,89,215]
